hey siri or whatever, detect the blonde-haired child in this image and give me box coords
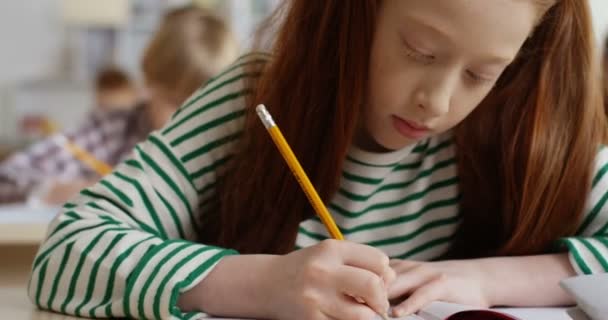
[0,6,238,205]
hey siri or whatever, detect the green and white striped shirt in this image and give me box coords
[28,54,608,320]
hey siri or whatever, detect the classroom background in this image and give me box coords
[0,0,280,155]
[0,0,607,318]
[0,0,278,292]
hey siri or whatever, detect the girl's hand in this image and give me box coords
[388,259,490,317]
[269,239,396,320]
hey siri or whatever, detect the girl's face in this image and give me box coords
[360,0,539,152]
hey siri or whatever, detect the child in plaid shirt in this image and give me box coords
[0,6,238,205]
[94,67,139,112]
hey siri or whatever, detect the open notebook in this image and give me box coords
[560,274,608,320]
[206,302,583,320]
[374,301,581,320]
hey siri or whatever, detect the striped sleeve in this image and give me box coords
[560,146,608,275]
[27,53,268,320]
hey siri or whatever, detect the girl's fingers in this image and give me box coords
[389,259,420,272]
[334,265,390,316]
[388,265,436,300]
[339,241,395,282]
[317,240,395,285]
[321,293,379,320]
[393,275,447,317]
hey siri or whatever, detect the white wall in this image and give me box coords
[0,0,61,85]
[590,0,608,47]
[0,0,62,139]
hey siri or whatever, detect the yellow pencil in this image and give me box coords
[256,104,344,240]
[55,134,113,176]
[256,105,390,320]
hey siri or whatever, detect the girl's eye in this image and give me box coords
[403,41,435,64]
[466,70,493,84]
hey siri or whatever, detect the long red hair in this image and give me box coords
[450,0,607,257]
[199,0,607,257]
[602,36,608,112]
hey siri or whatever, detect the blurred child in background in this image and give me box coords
[94,67,139,112]
[0,6,238,205]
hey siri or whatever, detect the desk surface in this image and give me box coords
[0,286,81,320]
[0,205,58,245]
[0,285,588,320]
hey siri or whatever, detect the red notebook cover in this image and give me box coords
[446,310,521,320]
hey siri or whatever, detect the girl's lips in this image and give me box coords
[392,115,430,139]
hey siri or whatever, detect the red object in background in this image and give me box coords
[19,114,57,138]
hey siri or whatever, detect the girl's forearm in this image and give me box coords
[177,254,280,319]
[479,253,577,307]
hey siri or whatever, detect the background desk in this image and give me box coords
[0,205,57,287]
[0,286,80,320]
[0,204,88,319]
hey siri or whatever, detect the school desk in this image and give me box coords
[0,286,80,320]
[0,206,594,320]
[0,204,57,287]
